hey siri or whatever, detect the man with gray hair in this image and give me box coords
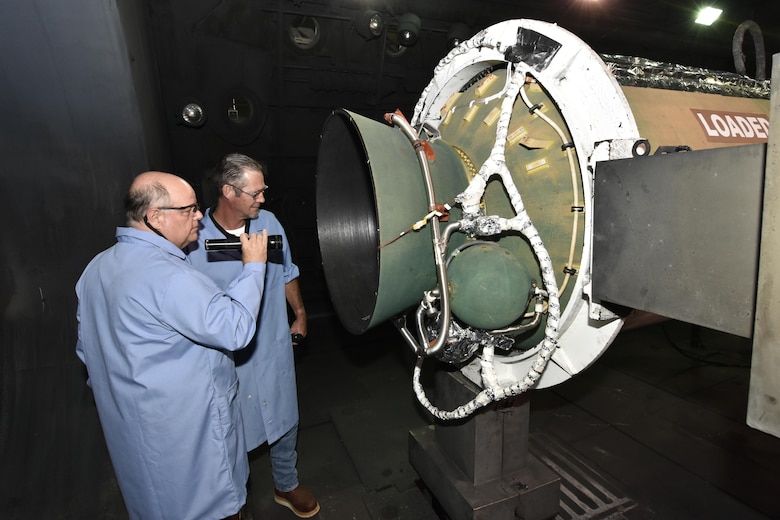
[188,154,319,518]
[76,171,269,520]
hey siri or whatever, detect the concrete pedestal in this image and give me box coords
[409,371,560,520]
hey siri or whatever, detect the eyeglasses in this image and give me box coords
[157,202,201,214]
[230,184,269,199]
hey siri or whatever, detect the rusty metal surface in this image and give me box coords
[592,144,765,338]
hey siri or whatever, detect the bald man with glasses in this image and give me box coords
[76,171,269,520]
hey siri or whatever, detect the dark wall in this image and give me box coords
[0,0,167,517]
[0,1,452,516]
[144,0,459,315]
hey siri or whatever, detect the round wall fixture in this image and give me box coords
[181,102,206,127]
[384,30,407,58]
[210,87,266,145]
[176,98,207,128]
[353,10,384,40]
[396,13,420,46]
[226,95,253,126]
[286,15,321,51]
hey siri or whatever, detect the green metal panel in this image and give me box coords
[317,109,467,333]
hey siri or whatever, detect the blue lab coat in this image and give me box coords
[76,227,266,520]
[187,208,300,450]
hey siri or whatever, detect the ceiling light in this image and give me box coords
[397,13,421,47]
[180,102,206,127]
[695,7,722,26]
[354,10,384,40]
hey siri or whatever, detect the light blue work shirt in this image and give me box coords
[76,227,266,520]
[187,208,300,451]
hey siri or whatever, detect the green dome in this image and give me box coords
[447,242,532,330]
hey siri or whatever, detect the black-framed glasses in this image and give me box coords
[230,184,269,199]
[157,202,201,214]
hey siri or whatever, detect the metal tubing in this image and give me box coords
[387,112,452,357]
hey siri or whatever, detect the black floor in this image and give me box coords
[246,315,780,520]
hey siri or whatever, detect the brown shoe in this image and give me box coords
[273,486,320,518]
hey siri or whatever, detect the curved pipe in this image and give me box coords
[385,112,452,357]
[732,20,766,81]
[518,79,581,296]
[489,287,544,335]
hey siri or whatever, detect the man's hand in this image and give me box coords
[286,279,307,346]
[290,317,307,346]
[240,230,268,264]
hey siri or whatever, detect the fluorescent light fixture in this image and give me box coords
[695,6,722,26]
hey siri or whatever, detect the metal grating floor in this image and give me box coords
[529,433,637,520]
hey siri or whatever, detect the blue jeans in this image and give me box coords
[270,424,299,492]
